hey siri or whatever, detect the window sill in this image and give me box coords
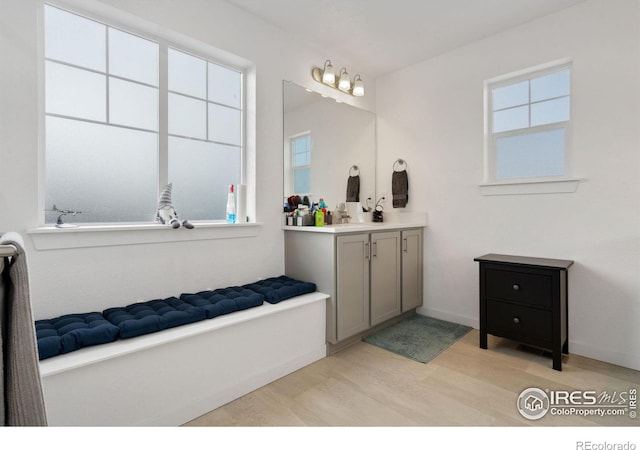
[479,178,581,196]
[28,222,262,250]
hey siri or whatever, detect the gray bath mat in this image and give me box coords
[363,314,472,363]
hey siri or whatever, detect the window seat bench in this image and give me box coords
[39,292,328,426]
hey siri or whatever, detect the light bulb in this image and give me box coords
[322,60,335,85]
[352,75,364,96]
[338,68,351,91]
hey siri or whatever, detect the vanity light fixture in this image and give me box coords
[311,60,365,97]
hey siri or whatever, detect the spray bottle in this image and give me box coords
[226,184,236,224]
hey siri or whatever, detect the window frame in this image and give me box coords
[482,59,580,195]
[38,0,251,227]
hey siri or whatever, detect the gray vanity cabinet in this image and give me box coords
[284,226,423,347]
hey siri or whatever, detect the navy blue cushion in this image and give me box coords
[36,276,315,359]
[181,287,264,319]
[103,297,206,339]
[242,276,316,304]
[35,312,120,360]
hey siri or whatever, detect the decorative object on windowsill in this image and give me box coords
[373,197,385,223]
[346,165,360,202]
[156,182,194,229]
[392,159,409,208]
[312,60,364,97]
[49,204,82,228]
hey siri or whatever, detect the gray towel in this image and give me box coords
[0,232,48,426]
[392,170,409,208]
[346,175,360,202]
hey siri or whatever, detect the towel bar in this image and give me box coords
[393,159,407,171]
[0,244,17,258]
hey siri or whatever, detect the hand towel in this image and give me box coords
[0,232,48,426]
[392,170,409,208]
[346,175,360,202]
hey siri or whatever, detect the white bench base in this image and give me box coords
[39,292,328,426]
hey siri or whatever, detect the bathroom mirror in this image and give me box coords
[283,81,376,211]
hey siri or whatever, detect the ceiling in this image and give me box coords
[225,0,586,79]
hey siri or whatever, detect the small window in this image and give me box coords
[290,133,311,194]
[486,62,571,183]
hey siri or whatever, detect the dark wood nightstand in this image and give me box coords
[474,254,573,371]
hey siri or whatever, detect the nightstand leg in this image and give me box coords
[480,330,487,349]
[553,347,562,371]
[562,339,569,354]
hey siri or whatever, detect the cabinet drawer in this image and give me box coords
[486,300,552,347]
[485,268,552,308]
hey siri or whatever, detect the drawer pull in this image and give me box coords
[513,317,520,324]
[512,284,520,291]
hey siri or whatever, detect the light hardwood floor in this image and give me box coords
[184,329,639,427]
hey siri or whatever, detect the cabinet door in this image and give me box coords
[336,233,370,341]
[401,229,423,312]
[370,231,401,326]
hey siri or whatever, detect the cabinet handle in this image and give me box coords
[513,317,520,324]
[365,242,370,260]
[403,238,408,252]
[512,284,520,291]
[372,242,377,258]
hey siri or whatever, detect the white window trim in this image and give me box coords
[481,58,580,195]
[36,0,258,244]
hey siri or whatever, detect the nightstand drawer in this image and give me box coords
[485,268,552,308]
[486,300,552,347]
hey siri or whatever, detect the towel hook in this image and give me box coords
[393,159,407,171]
[349,165,360,177]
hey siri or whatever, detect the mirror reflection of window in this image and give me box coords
[291,133,311,194]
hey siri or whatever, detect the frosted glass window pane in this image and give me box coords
[169,93,206,139]
[208,63,241,108]
[492,81,528,110]
[294,168,311,193]
[531,69,569,102]
[168,137,240,220]
[496,129,565,180]
[109,28,158,86]
[168,49,206,98]
[492,105,528,133]
[208,104,241,145]
[45,116,158,223]
[46,61,106,121]
[109,78,158,131]
[531,97,570,127]
[44,5,106,72]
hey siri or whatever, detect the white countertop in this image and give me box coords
[283,212,427,234]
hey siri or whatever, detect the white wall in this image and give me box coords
[0,0,374,320]
[376,0,640,370]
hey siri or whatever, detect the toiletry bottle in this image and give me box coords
[226,184,236,224]
[315,208,324,227]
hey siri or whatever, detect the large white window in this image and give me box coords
[485,62,571,184]
[43,4,244,224]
